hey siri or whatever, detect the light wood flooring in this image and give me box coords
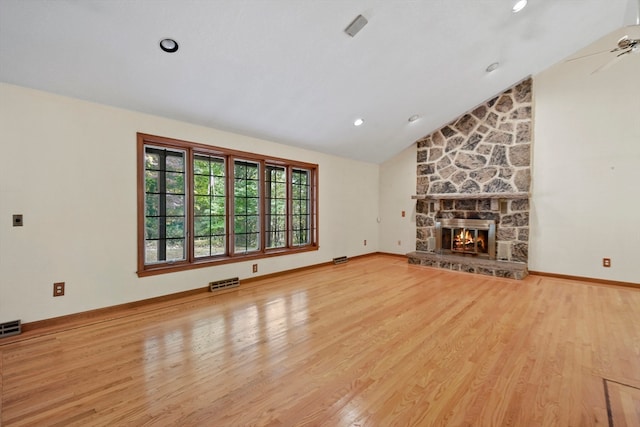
[1,254,639,426]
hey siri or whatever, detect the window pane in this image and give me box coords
[234,198,246,215]
[292,168,311,246]
[194,237,211,258]
[234,160,260,254]
[165,154,184,172]
[246,215,258,233]
[246,179,258,196]
[194,195,211,215]
[166,238,185,260]
[145,194,159,217]
[234,216,246,234]
[265,165,287,249]
[212,178,225,196]
[211,235,225,253]
[145,152,159,170]
[211,195,225,215]
[166,172,185,194]
[193,157,210,175]
[145,170,159,193]
[234,179,246,197]
[193,155,226,258]
[194,216,211,237]
[247,233,259,250]
[246,197,258,215]
[145,240,159,263]
[144,146,187,264]
[166,217,185,238]
[234,234,247,251]
[166,195,185,216]
[145,217,159,239]
[193,175,211,195]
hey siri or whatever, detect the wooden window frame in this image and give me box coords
[137,133,319,277]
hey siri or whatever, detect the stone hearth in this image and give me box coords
[407,251,528,280]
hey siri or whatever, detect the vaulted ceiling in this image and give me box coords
[0,0,636,163]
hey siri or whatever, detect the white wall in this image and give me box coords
[377,28,640,284]
[0,83,380,323]
[378,144,416,254]
[530,27,640,284]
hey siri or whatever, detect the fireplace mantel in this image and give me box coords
[411,193,529,200]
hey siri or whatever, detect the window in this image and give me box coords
[193,154,226,258]
[265,165,287,249]
[137,133,318,276]
[233,160,260,254]
[143,147,187,264]
[292,168,312,246]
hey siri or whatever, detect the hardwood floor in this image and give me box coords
[1,254,639,426]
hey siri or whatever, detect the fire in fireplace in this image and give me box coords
[435,218,496,259]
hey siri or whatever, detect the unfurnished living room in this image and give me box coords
[0,1,639,426]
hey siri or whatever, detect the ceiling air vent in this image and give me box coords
[209,277,240,292]
[333,256,348,265]
[345,14,368,37]
[0,319,21,338]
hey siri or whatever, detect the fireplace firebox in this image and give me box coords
[435,218,496,259]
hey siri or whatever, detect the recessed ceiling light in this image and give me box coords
[408,115,420,123]
[486,62,500,72]
[354,118,364,126]
[512,0,528,13]
[159,38,179,53]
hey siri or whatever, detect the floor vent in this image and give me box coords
[0,319,21,338]
[333,256,348,265]
[209,277,240,292]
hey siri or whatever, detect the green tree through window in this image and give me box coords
[144,147,186,264]
[234,160,260,254]
[292,168,311,246]
[265,165,287,248]
[194,155,226,257]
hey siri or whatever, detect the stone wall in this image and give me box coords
[414,78,532,268]
[416,78,532,197]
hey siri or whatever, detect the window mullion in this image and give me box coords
[187,148,194,263]
[259,159,266,254]
[227,155,235,256]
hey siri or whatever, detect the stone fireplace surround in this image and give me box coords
[407,78,532,280]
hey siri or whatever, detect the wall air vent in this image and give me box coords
[0,319,21,338]
[209,277,240,292]
[333,256,348,265]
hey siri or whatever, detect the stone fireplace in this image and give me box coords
[408,78,532,279]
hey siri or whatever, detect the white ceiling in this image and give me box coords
[0,0,636,163]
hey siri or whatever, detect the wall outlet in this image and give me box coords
[53,282,65,297]
[602,258,611,268]
[364,239,367,246]
[252,264,258,273]
[13,214,23,227]
[401,210,406,217]
[397,240,401,246]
